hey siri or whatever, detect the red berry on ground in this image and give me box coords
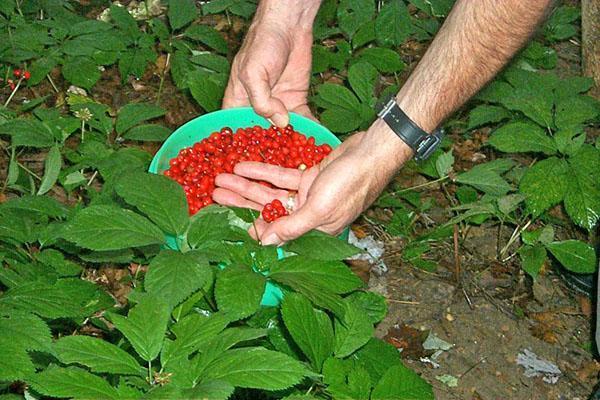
[13,69,21,78]
[23,71,31,80]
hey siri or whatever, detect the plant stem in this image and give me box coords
[80,119,85,143]
[17,162,41,181]
[155,52,170,106]
[46,74,59,93]
[4,78,23,107]
[148,360,153,384]
[379,175,449,201]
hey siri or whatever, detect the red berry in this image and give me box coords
[23,71,31,80]
[13,69,21,78]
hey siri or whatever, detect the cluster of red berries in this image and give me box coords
[2,69,31,91]
[262,199,288,223]
[164,124,332,216]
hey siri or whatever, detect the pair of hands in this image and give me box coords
[214,16,410,245]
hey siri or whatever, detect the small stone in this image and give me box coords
[445,313,455,322]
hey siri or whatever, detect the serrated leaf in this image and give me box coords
[467,104,510,129]
[187,207,240,248]
[546,240,596,274]
[216,265,266,320]
[0,342,34,382]
[348,62,377,105]
[357,47,405,73]
[284,230,360,260]
[375,0,412,46]
[62,56,101,90]
[435,150,454,178]
[0,310,52,353]
[0,195,67,219]
[185,25,229,54]
[554,96,599,130]
[28,365,120,400]
[54,335,143,376]
[37,145,62,195]
[281,293,334,371]
[518,245,547,280]
[337,0,375,39]
[456,165,512,196]
[354,338,401,383]
[116,103,165,135]
[270,257,363,294]
[123,124,171,141]
[371,364,434,400]
[317,83,361,111]
[108,295,170,361]
[488,122,556,155]
[334,301,373,358]
[62,205,165,251]
[115,172,188,236]
[345,291,387,324]
[203,347,314,390]
[168,0,197,30]
[320,108,363,133]
[145,250,212,310]
[0,118,55,148]
[188,70,227,112]
[564,146,600,230]
[519,157,569,217]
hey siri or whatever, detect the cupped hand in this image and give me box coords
[213,122,414,245]
[222,16,314,126]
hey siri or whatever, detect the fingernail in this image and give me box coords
[262,233,280,246]
[271,113,288,127]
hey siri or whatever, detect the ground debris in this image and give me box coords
[348,230,388,275]
[516,349,562,384]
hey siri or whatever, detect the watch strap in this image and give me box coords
[376,95,443,161]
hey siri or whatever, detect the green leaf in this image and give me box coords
[281,293,334,371]
[28,365,120,400]
[37,145,62,195]
[168,0,198,30]
[497,193,526,215]
[0,195,67,219]
[334,301,373,358]
[0,118,55,148]
[115,172,189,235]
[546,240,597,274]
[123,124,172,141]
[188,70,227,112]
[353,338,401,383]
[108,295,170,361]
[337,0,375,39]
[216,265,266,320]
[190,53,231,73]
[435,150,454,178]
[270,257,363,294]
[36,249,83,277]
[203,347,315,390]
[116,103,166,135]
[62,56,101,90]
[519,245,547,280]
[519,157,569,217]
[357,47,406,73]
[185,25,229,54]
[345,291,387,324]
[284,230,360,260]
[352,20,376,48]
[145,250,212,310]
[317,83,361,111]
[488,122,556,155]
[119,45,157,81]
[522,225,555,246]
[110,4,139,37]
[564,146,600,230]
[348,62,378,105]
[371,364,434,400]
[54,335,143,376]
[320,108,363,133]
[62,205,165,251]
[375,0,412,46]
[554,96,599,130]
[456,165,512,196]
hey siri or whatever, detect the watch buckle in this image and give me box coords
[414,129,444,161]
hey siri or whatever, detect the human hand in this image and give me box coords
[213,121,414,245]
[222,1,320,126]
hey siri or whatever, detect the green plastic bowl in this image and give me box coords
[149,107,344,306]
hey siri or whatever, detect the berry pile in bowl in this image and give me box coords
[163,124,333,217]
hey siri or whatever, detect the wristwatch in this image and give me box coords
[375,94,444,161]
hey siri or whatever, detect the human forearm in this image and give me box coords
[252,0,322,32]
[395,0,553,133]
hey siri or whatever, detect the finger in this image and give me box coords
[260,204,320,246]
[212,188,262,211]
[215,173,288,205]
[240,67,289,127]
[222,78,249,109]
[234,162,302,190]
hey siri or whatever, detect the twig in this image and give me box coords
[453,224,460,283]
[46,74,59,93]
[86,170,98,186]
[4,77,23,107]
[387,299,420,305]
[459,356,488,379]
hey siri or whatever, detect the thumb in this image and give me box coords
[241,68,289,127]
[260,205,319,246]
